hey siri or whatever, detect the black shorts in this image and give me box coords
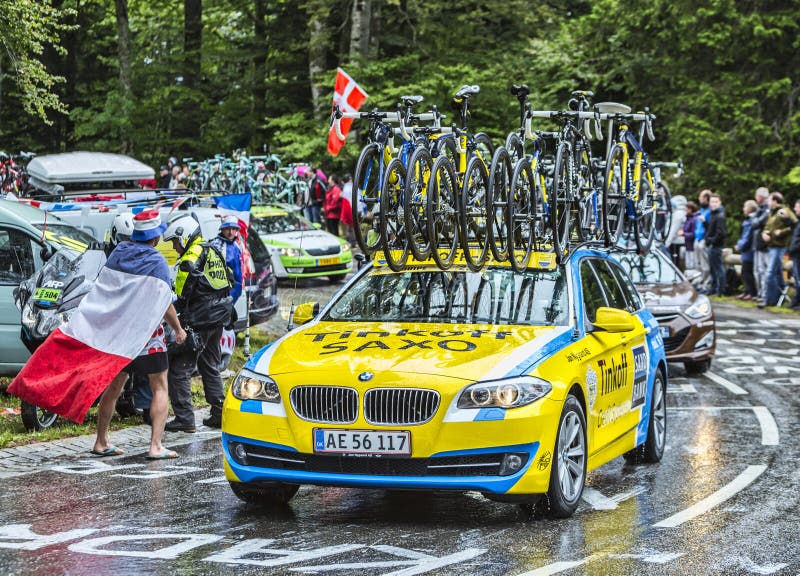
[123,352,168,376]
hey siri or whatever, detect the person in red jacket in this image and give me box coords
[324,175,342,235]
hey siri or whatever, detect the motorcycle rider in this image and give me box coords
[162,213,234,431]
[106,213,134,255]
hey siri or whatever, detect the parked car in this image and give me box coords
[612,248,715,373]
[250,204,353,282]
[0,200,96,375]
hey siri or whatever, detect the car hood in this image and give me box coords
[261,230,341,250]
[637,280,698,311]
[249,321,573,382]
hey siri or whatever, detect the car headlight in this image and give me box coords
[684,295,711,319]
[280,247,303,257]
[340,241,352,253]
[231,368,281,402]
[457,376,552,409]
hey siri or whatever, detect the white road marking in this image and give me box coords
[652,465,768,528]
[730,556,788,574]
[751,406,780,445]
[670,406,780,446]
[608,551,684,564]
[515,554,602,576]
[610,486,646,504]
[704,371,748,395]
[581,487,618,510]
[668,383,698,394]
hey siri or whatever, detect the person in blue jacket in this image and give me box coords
[735,200,758,300]
[211,216,243,305]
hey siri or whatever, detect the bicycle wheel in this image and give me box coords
[634,169,656,253]
[474,132,495,165]
[379,158,409,271]
[573,143,600,243]
[507,158,534,273]
[426,156,459,270]
[602,143,627,246]
[550,141,573,265]
[505,133,524,167]
[353,143,383,256]
[460,156,490,271]
[654,180,672,243]
[487,147,512,262]
[404,147,433,261]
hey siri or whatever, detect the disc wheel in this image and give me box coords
[426,156,459,270]
[602,143,627,246]
[403,147,433,261]
[507,158,534,273]
[379,158,409,271]
[487,147,512,262]
[459,157,490,271]
[550,142,573,264]
[352,143,383,256]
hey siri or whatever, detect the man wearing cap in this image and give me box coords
[93,210,187,459]
[210,216,243,305]
[158,165,171,190]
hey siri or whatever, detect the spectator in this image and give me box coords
[169,165,181,189]
[157,165,171,190]
[735,199,758,300]
[759,192,798,308]
[680,201,699,271]
[694,189,712,291]
[664,195,687,269]
[789,199,800,310]
[705,193,727,296]
[324,175,343,235]
[751,186,770,301]
[339,173,356,245]
[304,166,326,224]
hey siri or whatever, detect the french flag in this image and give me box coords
[8,242,174,423]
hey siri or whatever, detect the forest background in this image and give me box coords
[0,0,798,225]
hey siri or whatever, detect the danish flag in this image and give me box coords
[327,67,368,156]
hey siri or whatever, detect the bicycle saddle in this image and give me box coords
[455,85,480,99]
[400,95,424,106]
[510,84,530,99]
[571,90,594,99]
[595,102,631,114]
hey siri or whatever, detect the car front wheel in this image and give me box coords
[544,394,586,518]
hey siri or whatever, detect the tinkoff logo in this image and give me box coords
[597,354,629,397]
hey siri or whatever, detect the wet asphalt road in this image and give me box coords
[0,292,798,576]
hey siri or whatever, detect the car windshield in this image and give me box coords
[325,267,569,326]
[614,251,682,284]
[32,222,96,249]
[252,211,313,235]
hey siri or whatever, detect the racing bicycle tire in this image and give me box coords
[550,141,573,265]
[573,141,601,243]
[602,143,627,246]
[459,156,490,271]
[487,146,512,262]
[633,169,656,253]
[352,143,383,256]
[507,158,535,273]
[403,147,434,261]
[654,180,672,244]
[380,158,409,272]
[474,132,495,164]
[426,156,460,270]
[505,133,524,167]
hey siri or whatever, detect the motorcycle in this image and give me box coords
[14,244,140,431]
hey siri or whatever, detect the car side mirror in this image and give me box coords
[293,301,320,326]
[593,307,635,333]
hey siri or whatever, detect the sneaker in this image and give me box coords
[203,415,222,429]
[164,419,196,433]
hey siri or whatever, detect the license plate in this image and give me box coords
[318,257,340,266]
[33,287,61,302]
[314,429,411,456]
[659,326,671,338]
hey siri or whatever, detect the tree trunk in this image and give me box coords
[253,0,267,148]
[114,0,133,154]
[307,1,328,122]
[184,0,202,89]
[349,0,371,62]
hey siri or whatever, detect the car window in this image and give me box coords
[252,212,313,235]
[0,228,36,285]
[325,267,569,326]
[580,260,606,324]
[608,260,643,311]
[614,250,681,284]
[593,259,629,311]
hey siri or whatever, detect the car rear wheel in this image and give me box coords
[624,370,666,464]
[229,482,299,506]
[684,358,711,374]
[544,394,586,518]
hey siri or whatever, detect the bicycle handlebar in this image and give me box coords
[529,110,604,141]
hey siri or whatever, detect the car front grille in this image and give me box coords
[290,386,358,424]
[663,326,691,352]
[306,246,340,256]
[364,388,440,425]
[295,263,349,273]
[231,443,521,477]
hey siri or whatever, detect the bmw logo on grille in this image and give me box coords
[358,371,374,382]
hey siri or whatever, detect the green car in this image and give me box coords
[251,205,353,282]
[0,200,97,375]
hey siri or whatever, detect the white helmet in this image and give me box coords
[110,213,134,246]
[163,213,201,252]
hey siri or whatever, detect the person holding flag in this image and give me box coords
[8,210,187,459]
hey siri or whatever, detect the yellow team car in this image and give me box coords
[221,248,668,517]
